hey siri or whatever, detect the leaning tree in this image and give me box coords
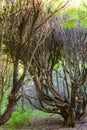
[0,0,68,125]
[25,25,87,127]
[0,55,13,114]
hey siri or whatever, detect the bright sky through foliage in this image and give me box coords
[70,0,81,6]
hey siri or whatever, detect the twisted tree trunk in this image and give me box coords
[0,60,25,125]
[0,83,20,125]
[0,96,16,125]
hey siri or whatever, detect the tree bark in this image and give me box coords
[0,93,17,125]
[66,83,76,127]
[0,81,22,125]
[66,107,75,127]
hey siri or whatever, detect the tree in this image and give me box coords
[63,0,87,28]
[59,26,87,126]
[0,55,13,114]
[26,25,87,127]
[0,0,68,125]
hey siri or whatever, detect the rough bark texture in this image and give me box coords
[0,78,23,125]
[0,98,16,125]
[67,84,76,127]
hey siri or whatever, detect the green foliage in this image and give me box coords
[85,63,87,68]
[45,0,64,13]
[0,90,11,114]
[8,128,14,130]
[8,104,32,127]
[2,46,9,54]
[62,1,87,28]
[7,105,49,129]
[62,7,78,28]
[63,19,77,28]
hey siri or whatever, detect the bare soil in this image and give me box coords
[1,115,87,130]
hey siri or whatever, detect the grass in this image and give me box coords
[31,110,50,117]
[5,104,32,129]
[4,104,50,130]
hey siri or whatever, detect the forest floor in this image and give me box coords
[1,114,87,130]
[18,115,87,130]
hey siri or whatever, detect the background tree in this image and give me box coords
[0,0,68,125]
[25,25,87,127]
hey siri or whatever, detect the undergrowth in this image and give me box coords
[7,103,32,128]
[5,103,49,130]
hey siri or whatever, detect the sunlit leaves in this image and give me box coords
[62,0,87,28]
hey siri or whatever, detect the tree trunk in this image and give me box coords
[61,108,75,127]
[66,107,75,127]
[0,93,17,125]
[66,83,76,127]
[0,58,27,125]
[61,109,68,125]
[0,81,21,125]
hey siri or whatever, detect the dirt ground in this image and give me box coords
[17,115,87,130]
[1,115,87,130]
[23,116,87,130]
